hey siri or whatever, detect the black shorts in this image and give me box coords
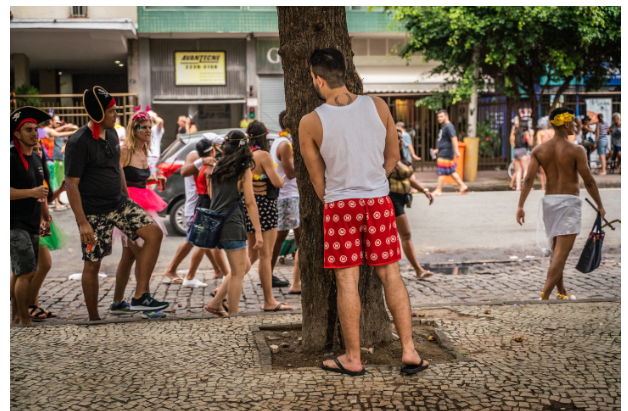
[243,195,278,233]
[80,198,155,262]
[10,228,39,276]
[388,192,406,217]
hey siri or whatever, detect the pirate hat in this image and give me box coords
[10,106,51,138]
[83,86,116,139]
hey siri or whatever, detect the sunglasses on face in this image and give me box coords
[99,138,114,158]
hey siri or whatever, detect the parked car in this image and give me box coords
[155,128,278,235]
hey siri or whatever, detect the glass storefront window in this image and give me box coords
[144,6,241,11]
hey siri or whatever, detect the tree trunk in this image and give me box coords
[277,6,393,352]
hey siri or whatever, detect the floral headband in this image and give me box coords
[132,111,151,122]
[550,112,574,127]
[225,134,250,147]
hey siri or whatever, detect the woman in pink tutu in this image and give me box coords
[110,112,168,319]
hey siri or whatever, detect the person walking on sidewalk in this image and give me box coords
[517,108,605,301]
[300,48,429,375]
[162,134,229,284]
[10,107,53,325]
[203,130,263,316]
[396,121,421,163]
[64,86,168,321]
[431,110,468,196]
[241,120,293,311]
[510,116,533,191]
[147,109,165,175]
[594,113,610,175]
[389,132,435,280]
[609,112,621,172]
[270,110,301,294]
[109,111,170,319]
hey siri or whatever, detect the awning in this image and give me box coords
[10,19,137,72]
[356,65,447,95]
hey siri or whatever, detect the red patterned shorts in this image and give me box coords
[323,196,401,269]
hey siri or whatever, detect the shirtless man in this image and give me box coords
[516,108,605,300]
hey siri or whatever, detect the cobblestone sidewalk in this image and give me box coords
[32,258,621,323]
[11,302,620,410]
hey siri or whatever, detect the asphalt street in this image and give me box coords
[45,188,621,278]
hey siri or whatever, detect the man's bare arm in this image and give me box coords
[516,149,541,225]
[180,151,201,178]
[451,137,461,158]
[66,176,96,246]
[576,146,605,219]
[299,113,326,202]
[371,96,400,176]
[278,141,296,180]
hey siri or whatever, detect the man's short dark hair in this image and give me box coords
[196,139,213,158]
[437,109,448,116]
[549,107,575,124]
[278,110,287,131]
[310,48,346,89]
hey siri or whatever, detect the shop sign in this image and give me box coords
[257,39,283,74]
[175,51,226,86]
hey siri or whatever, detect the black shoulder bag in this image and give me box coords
[575,213,605,273]
[186,202,240,249]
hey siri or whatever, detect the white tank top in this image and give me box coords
[184,151,199,217]
[315,95,389,203]
[270,136,299,200]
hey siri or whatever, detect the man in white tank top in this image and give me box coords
[300,48,429,376]
[270,110,301,294]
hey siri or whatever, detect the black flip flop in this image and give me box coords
[263,302,293,312]
[401,359,429,375]
[321,357,366,376]
[28,306,46,322]
[289,291,301,295]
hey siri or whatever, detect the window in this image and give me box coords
[144,6,241,11]
[350,6,383,11]
[70,6,87,18]
[351,38,404,57]
[248,6,276,11]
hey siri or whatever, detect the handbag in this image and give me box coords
[575,213,605,273]
[403,192,413,208]
[186,202,240,249]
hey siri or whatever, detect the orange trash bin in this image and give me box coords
[444,142,465,184]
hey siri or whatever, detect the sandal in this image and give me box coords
[203,305,227,317]
[321,357,366,376]
[28,306,47,322]
[162,276,184,284]
[222,300,229,312]
[45,309,58,318]
[401,359,429,375]
[417,270,434,280]
[263,302,293,312]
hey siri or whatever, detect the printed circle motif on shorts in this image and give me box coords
[323,196,401,269]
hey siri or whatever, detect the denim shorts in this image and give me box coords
[217,240,247,251]
[597,140,609,155]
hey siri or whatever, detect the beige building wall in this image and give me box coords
[11,6,137,22]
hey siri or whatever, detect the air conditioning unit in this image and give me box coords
[70,6,87,18]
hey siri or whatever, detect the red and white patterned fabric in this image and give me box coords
[323,196,401,269]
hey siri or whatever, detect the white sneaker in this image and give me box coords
[182,278,208,288]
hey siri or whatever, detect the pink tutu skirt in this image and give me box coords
[113,187,168,247]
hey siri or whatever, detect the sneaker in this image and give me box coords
[130,293,169,311]
[182,278,208,288]
[109,299,132,315]
[272,275,289,288]
[556,294,568,300]
[142,310,166,319]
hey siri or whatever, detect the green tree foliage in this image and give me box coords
[13,85,42,107]
[386,6,621,124]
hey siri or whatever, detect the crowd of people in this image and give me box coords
[9,47,608,377]
[509,110,621,191]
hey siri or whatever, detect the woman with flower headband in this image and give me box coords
[203,130,264,316]
[517,107,605,301]
[108,111,169,319]
[239,120,293,312]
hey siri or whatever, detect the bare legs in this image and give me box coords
[514,155,529,191]
[163,241,193,282]
[541,234,577,299]
[395,215,431,278]
[322,262,428,371]
[599,153,607,175]
[432,172,467,196]
[248,229,292,310]
[132,224,163,299]
[28,247,52,312]
[113,241,142,303]
[82,260,102,320]
[205,248,251,315]
[270,227,301,293]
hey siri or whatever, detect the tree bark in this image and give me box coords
[277,6,393,352]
